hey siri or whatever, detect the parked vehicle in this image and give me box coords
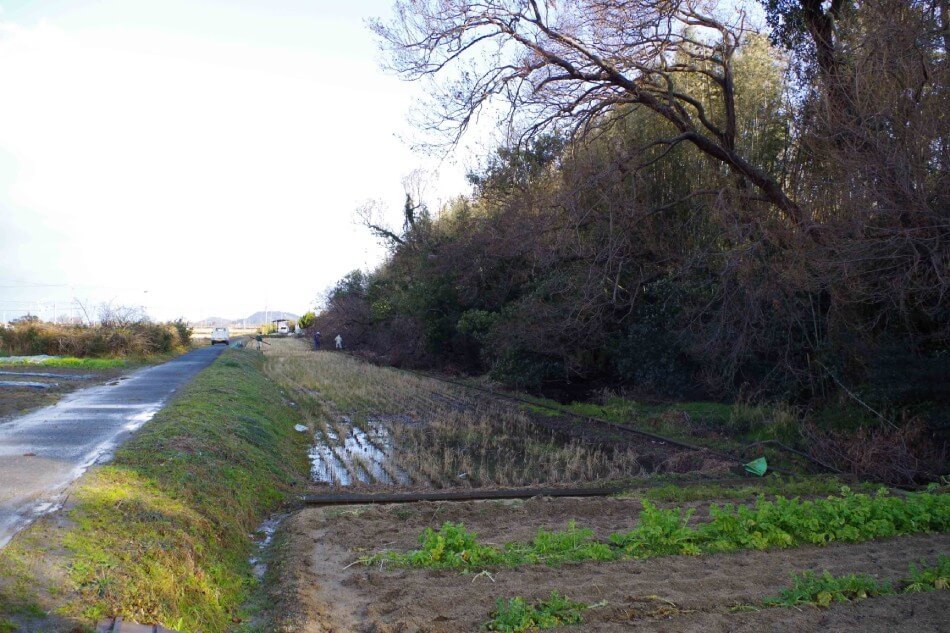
[210,327,230,346]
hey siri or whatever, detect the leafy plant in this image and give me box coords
[485,592,587,632]
[763,571,888,608]
[298,311,316,330]
[608,501,700,556]
[905,555,950,593]
[512,521,617,565]
[760,557,949,610]
[367,490,950,572]
[402,523,504,569]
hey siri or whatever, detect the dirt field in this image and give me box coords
[266,495,948,632]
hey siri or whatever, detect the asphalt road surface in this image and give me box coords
[0,345,226,548]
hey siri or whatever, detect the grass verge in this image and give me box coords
[0,357,129,369]
[0,349,310,632]
[637,475,878,503]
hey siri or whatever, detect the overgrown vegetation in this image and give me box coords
[526,393,946,484]
[764,571,889,608]
[0,349,309,632]
[363,490,950,571]
[0,356,128,369]
[761,555,949,609]
[315,0,949,480]
[485,592,589,632]
[640,476,876,503]
[0,313,192,358]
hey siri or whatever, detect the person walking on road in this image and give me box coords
[313,331,321,350]
[335,334,343,350]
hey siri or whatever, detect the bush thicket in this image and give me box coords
[0,317,191,358]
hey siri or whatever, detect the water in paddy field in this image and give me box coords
[308,416,412,487]
[306,409,652,489]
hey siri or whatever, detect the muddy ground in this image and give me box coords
[0,366,124,421]
[266,495,948,632]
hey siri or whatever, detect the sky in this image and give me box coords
[0,0,474,322]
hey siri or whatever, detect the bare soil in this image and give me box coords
[271,495,949,632]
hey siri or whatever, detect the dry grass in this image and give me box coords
[0,319,190,358]
[262,338,647,488]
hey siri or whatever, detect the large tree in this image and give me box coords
[373,0,806,225]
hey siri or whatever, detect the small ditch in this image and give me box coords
[248,512,288,580]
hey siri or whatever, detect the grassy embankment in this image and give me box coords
[0,349,310,633]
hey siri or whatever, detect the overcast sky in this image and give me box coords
[0,0,473,322]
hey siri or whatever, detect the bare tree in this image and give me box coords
[372,0,807,225]
[356,199,406,246]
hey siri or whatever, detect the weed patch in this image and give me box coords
[764,571,889,608]
[641,476,875,503]
[905,555,950,593]
[761,556,949,609]
[0,356,128,369]
[485,592,588,632]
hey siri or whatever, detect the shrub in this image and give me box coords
[489,349,563,391]
[0,319,189,358]
[171,319,193,346]
[298,311,316,330]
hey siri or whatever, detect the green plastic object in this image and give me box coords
[744,457,768,477]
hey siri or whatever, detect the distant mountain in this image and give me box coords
[193,311,300,327]
[243,310,299,325]
[193,316,232,327]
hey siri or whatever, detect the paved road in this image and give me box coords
[0,345,226,547]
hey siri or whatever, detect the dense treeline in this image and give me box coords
[315,1,948,413]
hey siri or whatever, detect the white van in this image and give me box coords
[210,327,230,346]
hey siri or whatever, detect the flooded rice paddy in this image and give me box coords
[263,339,697,491]
[304,402,656,489]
